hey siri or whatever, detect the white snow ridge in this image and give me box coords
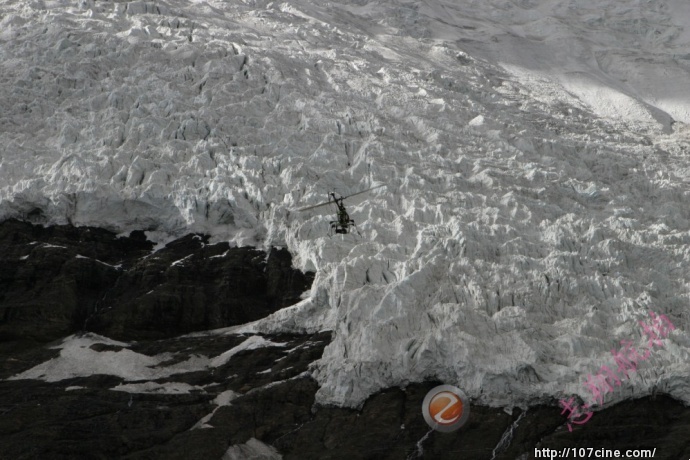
[2,0,690,412]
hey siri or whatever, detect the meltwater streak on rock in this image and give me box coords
[1,0,690,413]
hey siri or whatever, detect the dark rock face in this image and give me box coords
[87,235,314,341]
[3,367,690,459]
[0,331,332,460]
[0,219,151,343]
[191,382,690,460]
[1,220,689,460]
[0,219,314,342]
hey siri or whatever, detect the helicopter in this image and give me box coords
[296,184,385,235]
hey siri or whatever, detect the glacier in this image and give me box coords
[1,0,690,413]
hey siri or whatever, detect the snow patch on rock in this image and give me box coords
[221,438,282,460]
[8,334,286,383]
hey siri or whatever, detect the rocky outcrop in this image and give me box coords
[0,219,150,343]
[166,380,690,460]
[0,219,314,343]
[86,234,314,341]
[3,370,689,459]
[0,330,333,460]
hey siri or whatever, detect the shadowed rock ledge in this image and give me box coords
[0,219,315,343]
[2,371,689,459]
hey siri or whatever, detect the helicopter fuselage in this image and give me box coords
[296,185,384,236]
[330,193,355,234]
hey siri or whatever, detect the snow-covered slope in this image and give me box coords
[2,0,690,411]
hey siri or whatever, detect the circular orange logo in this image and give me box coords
[422,385,470,432]
[428,391,464,425]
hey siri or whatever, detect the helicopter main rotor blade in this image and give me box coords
[296,199,334,212]
[340,184,386,201]
[295,184,386,212]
